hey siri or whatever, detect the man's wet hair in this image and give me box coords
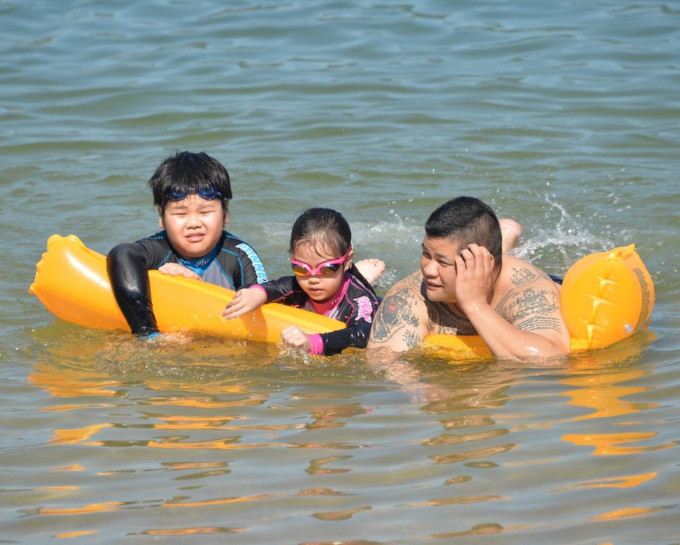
[425,196,503,267]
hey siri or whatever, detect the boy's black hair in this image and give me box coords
[148,151,232,212]
[425,196,503,267]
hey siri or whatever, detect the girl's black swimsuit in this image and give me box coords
[250,269,380,355]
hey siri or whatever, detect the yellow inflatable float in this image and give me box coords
[30,235,654,357]
[29,234,344,344]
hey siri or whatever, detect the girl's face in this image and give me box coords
[291,242,353,303]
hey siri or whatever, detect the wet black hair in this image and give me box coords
[289,207,377,293]
[148,151,232,214]
[425,196,503,268]
[289,207,351,256]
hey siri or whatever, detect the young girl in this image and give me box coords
[222,208,383,356]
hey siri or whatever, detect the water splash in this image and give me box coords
[514,193,616,271]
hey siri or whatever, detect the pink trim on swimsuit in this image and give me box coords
[248,284,268,296]
[308,274,351,316]
[305,274,352,355]
[308,334,324,355]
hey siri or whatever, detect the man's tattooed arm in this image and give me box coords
[495,264,567,337]
[368,275,429,352]
[370,293,416,339]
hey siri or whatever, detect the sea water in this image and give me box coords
[1,0,679,543]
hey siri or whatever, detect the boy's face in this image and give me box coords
[159,195,227,259]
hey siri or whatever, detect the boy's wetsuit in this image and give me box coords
[107,230,267,336]
[248,270,380,356]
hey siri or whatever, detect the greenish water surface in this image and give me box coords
[1,1,679,543]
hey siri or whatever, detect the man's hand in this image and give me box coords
[454,243,495,312]
[459,252,571,360]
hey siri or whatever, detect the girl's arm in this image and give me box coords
[307,319,374,355]
[221,285,267,319]
[307,284,381,355]
[222,276,304,319]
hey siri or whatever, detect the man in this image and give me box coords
[367,196,570,361]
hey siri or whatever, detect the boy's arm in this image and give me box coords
[233,241,268,287]
[106,243,158,336]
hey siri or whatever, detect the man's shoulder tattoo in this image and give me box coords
[509,265,538,286]
[370,288,421,346]
[509,264,552,286]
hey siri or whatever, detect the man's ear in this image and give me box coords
[157,206,165,229]
[489,250,497,268]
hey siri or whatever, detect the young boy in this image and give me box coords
[107,151,268,337]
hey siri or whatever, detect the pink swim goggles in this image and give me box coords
[291,247,351,277]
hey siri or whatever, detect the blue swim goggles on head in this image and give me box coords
[164,186,223,202]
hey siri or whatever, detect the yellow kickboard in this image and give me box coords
[29,234,345,343]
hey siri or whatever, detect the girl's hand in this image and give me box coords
[281,326,311,352]
[221,287,267,319]
[157,263,201,280]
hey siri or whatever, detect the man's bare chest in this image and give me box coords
[427,302,477,336]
